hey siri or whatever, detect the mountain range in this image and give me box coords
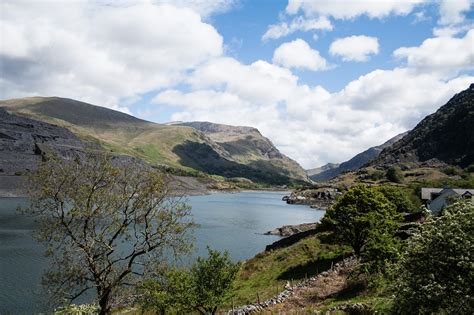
[308,83,473,182]
[0,97,308,190]
[1,84,472,192]
[308,132,407,182]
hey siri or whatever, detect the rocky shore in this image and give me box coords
[264,222,318,237]
[282,187,341,210]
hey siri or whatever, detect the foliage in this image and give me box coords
[21,153,194,314]
[361,229,402,273]
[442,166,461,176]
[393,201,474,314]
[321,185,401,256]
[386,166,404,183]
[139,268,194,314]
[466,163,474,173]
[53,303,99,315]
[413,171,474,190]
[191,247,240,314]
[376,185,417,213]
[367,169,385,181]
[140,248,239,315]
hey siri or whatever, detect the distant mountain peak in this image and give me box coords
[308,132,407,182]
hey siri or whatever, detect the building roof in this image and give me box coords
[421,188,443,200]
[421,188,474,200]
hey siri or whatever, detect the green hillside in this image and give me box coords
[0,97,308,185]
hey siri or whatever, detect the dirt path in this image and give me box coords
[265,258,358,314]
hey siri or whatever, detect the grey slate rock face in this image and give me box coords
[0,107,85,175]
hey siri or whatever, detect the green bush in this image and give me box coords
[191,248,240,314]
[376,185,418,213]
[368,169,385,181]
[393,201,474,314]
[442,166,461,176]
[140,248,240,314]
[466,163,474,173]
[386,166,404,183]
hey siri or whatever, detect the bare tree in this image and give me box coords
[22,153,194,314]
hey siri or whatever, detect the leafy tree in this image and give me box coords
[376,185,417,213]
[22,153,194,314]
[191,248,240,314]
[140,268,194,314]
[140,248,239,314]
[361,226,402,272]
[386,166,404,183]
[321,185,400,256]
[393,201,474,314]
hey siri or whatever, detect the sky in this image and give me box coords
[1,0,473,169]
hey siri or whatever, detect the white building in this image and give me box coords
[421,188,474,215]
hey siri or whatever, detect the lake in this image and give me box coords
[0,191,324,314]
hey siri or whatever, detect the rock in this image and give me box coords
[264,222,318,237]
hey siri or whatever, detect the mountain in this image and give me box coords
[372,84,474,168]
[307,163,340,177]
[0,97,308,185]
[0,107,85,173]
[179,122,308,182]
[309,132,407,182]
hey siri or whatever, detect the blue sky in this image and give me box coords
[1,0,474,168]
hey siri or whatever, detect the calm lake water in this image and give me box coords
[0,191,324,314]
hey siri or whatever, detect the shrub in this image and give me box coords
[442,166,460,176]
[466,163,474,173]
[393,201,474,314]
[140,248,240,315]
[376,185,417,213]
[386,166,404,183]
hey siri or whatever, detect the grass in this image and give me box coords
[229,234,349,307]
[1,98,309,184]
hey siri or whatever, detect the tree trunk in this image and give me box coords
[98,288,112,315]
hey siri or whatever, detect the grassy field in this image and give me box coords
[229,234,350,307]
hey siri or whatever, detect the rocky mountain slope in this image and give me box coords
[309,132,406,182]
[0,97,308,185]
[307,163,340,178]
[372,83,474,169]
[179,122,308,182]
[0,107,86,196]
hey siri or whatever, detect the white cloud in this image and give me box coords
[329,35,379,62]
[186,57,299,105]
[3,0,474,169]
[157,30,474,168]
[0,1,223,111]
[394,30,474,78]
[433,23,474,37]
[433,0,473,36]
[157,55,473,168]
[153,89,250,110]
[438,0,473,25]
[262,16,332,41]
[273,39,330,71]
[286,0,427,19]
[96,0,238,18]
